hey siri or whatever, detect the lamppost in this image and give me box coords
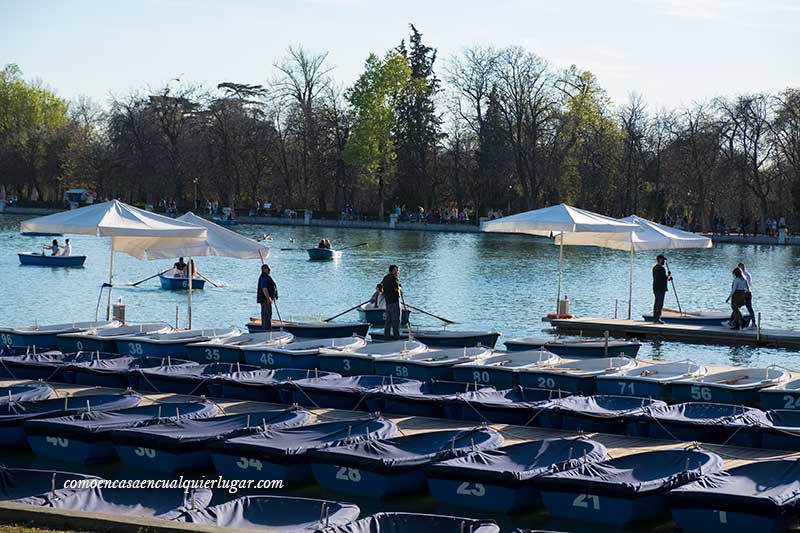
[193,178,198,211]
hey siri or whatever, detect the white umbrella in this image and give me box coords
[482,204,637,313]
[556,215,712,318]
[20,200,207,319]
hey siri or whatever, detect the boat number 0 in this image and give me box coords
[128,343,144,355]
[45,436,69,448]
[395,366,409,377]
[134,447,156,458]
[76,341,83,351]
[784,395,800,409]
[473,371,490,383]
[538,377,556,389]
[690,386,712,401]
[260,354,275,366]
[236,457,263,471]
[335,466,362,482]
[618,382,635,395]
[573,494,600,510]
[0,334,11,345]
[205,348,220,361]
[342,359,351,371]
[456,482,485,497]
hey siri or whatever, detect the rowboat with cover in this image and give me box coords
[68,353,198,388]
[136,362,258,395]
[451,350,560,389]
[240,336,366,369]
[505,337,641,358]
[446,386,568,425]
[57,322,173,353]
[369,380,494,418]
[328,512,499,533]
[284,374,419,410]
[214,368,340,402]
[184,331,294,364]
[0,467,96,505]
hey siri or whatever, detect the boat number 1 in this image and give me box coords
[45,436,69,448]
[134,447,156,458]
[336,466,361,482]
[128,343,143,355]
[690,386,712,401]
[573,494,600,510]
[618,382,635,395]
[205,348,220,361]
[260,354,275,366]
[473,371,490,383]
[538,377,556,389]
[456,482,485,497]
[236,457,263,471]
[0,334,11,345]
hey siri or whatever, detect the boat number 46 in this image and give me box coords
[573,494,601,510]
[335,467,361,482]
[456,482,486,497]
[690,386,712,401]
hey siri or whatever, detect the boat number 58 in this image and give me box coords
[690,386,712,401]
[573,494,600,510]
[456,482,485,497]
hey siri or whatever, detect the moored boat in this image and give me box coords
[516,357,637,395]
[46,485,212,520]
[284,374,419,410]
[357,303,410,326]
[318,340,427,376]
[240,336,366,369]
[184,331,294,364]
[0,382,54,404]
[56,322,173,353]
[68,354,198,388]
[642,309,748,326]
[370,380,494,418]
[505,337,641,358]
[0,467,96,505]
[328,512,499,533]
[115,327,240,357]
[451,350,560,389]
[0,350,75,381]
[760,378,800,410]
[247,319,370,339]
[446,386,567,425]
[18,253,86,267]
[374,346,492,381]
[0,320,119,349]
[214,368,340,402]
[670,367,789,406]
[595,360,707,400]
[370,329,501,349]
[548,395,667,434]
[307,247,341,260]
[136,362,259,395]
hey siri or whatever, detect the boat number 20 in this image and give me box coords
[336,466,361,482]
[573,494,601,510]
[456,482,485,497]
[538,377,556,389]
[690,386,712,401]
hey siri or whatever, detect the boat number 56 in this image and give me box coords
[690,386,712,401]
[573,494,600,510]
[336,466,361,482]
[134,447,156,458]
[456,482,485,497]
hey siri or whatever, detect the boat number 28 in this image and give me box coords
[472,371,490,383]
[456,482,485,497]
[573,494,601,510]
[335,466,361,482]
[690,386,712,401]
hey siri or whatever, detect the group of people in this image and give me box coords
[317,239,332,249]
[172,257,198,278]
[44,238,72,257]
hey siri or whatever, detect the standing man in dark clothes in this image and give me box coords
[381,265,402,340]
[257,264,278,330]
[652,254,671,324]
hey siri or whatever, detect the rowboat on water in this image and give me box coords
[504,336,641,358]
[307,247,341,260]
[247,319,370,339]
[670,367,790,406]
[158,268,206,290]
[374,346,493,382]
[0,321,119,349]
[56,323,173,353]
[369,329,501,349]
[357,304,411,326]
[516,357,638,395]
[642,308,749,326]
[115,328,241,358]
[318,340,428,376]
[183,331,294,364]
[452,350,561,389]
[595,360,707,399]
[18,253,86,267]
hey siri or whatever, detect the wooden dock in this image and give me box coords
[547,316,800,348]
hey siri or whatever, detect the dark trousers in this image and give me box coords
[384,301,401,340]
[730,290,747,329]
[260,301,272,331]
[744,292,755,323]
[653,291,666,320]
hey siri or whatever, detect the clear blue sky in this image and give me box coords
[3,0,798,110]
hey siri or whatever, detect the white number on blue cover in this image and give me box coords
[619,382,635,395]
[45,436,69,448]
[473,371,490,383]
[236,457,263,471]
[205,348,220,361]
[335,466,362,482]
[0,334,11,345]
[538,377,556,389]
[395,366,409,377]
[573,494,600,510]
[134,447,156,458]
[259,353,275,366]
[690,386,712,401]
[75,341,83,351]
[456,482,486,497]
[784,395,798,409]
[342,359,351,371]
[128,343,143,355]
[717,510,727,524]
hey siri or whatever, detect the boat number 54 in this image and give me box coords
[690,386,712,401]
[573,494,601,510]
[335,466,361,482]
[456,482,485,497]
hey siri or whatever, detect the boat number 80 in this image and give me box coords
[456,482,485,497]
[573,494,600,510]
[128,343,144,355]
[538,377,556,389]
[336,466,361,482]
[690,386,712,401]
[260,354,275,366]
[472,371,490,383]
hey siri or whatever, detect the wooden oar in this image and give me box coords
[405,304,457,325]
[324,299,372,322]
[718,375,749,385]
[280,248,305,251]
[195,271,220,288]
[130,268,171,287]
[337,242,368,251]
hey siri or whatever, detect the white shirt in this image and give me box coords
[61,242,72,256]
[729,277,749,298]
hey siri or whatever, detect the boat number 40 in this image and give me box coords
[45,437,69,447]
[573,494,601,510]
[456,482,485,497]
[690,386,712,401]
[335,467,361,482]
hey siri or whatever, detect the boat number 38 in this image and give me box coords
[573,494,601,510]
[690,386,713,401]
[456,482,486,497]
[335,466,361,482]
[127,343,144,355]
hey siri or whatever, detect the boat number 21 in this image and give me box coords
[573,494,601,510]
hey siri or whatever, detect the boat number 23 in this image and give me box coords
[456,482,485,497]
[573,494,601,510]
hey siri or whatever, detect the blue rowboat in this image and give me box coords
[0,467,96,505]
[309,428,503,499]
[760,378,800,410]
[247,319,371,339]
[0,392,141,448]
[425,438,607,513]
[0,350,74,381]
[374,346,492,382]
[136,362,259,395]
[68,354,199,388]
[57,323,173,353]
[18,253,86,267]
[115,327,240,358]
[0,320,118,349]
[307,247,341,260]
[357,304,410,326]
[209,416,397,485]
[215,368,340,402]
[452,350,560,390]
[370,329,501,349]
[517,357,637,395]
[158,272,206,290]
[670,367,789,406]
[111,407,310,473]
[0,382,54,404]
[20,232,63,237]
[184,331,294,364]
[175,495,360,531]
[240,336,366,369]
[629,402,766,445]
[446,386,567,425]
[371,380,494,418]
[642,309,747,326]
[330,512,499,533]
[505,337,641,358]
[284,375,419,410]
[755,410,800,451]
[551,395,667,434]
[23,400,218,464]
[537,448,724,527]
[318,340,427,376]
[596,360,707,400]
[669,459,800,533]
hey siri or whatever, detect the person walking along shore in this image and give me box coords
[381,265,402,340]
[257,264,278,330]
[652,254,671,324]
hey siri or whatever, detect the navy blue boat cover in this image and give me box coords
[324,512,500,533]
[378,381,494,404]
[0,392,141,425]
[219,368,340,386]
[0,467,97,505]
[176,495,360,531]
[0,382,54,404]
[309,428,504,473]
[426,438,608,484]
[536,448,724,496]
[0,351,72,374]
[23,400,219,438]
[456,387,566,409]
[139,362,259,380]
[46,486,213,520]
[668,459,800,515]
[70,355,198,373]
[638,402,766,426]
[109,407,312,451]
[291,375,420,395]
[211,416,397,461]
[553,395,667,418]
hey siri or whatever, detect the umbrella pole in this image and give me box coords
[188,256,193,329]
[106,240,115,320]
[555,236,564,314]
[627,246,634,320]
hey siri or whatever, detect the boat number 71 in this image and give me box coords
[573,494,600,510]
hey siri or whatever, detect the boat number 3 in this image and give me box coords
[690,385,712,401]
[618,382,635,395]
[134,447,156,458]
[473,371,490,383]
[573,494,601,510]
[335,466,362,482]
[538,377,556,389]
[456,482,485,497]
[236,457,263,471]
[342,359,351,371]
[128,343,144,355]
[45,436,69,448]
[260,353,275,366]
[0,333,11,345]
[205,348,220,361]
[75,341,84,351]
[783,395,800,409]
[395,366,409,377]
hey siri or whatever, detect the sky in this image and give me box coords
[2,0,798,111]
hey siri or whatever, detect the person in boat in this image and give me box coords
[381,265,402,340]
[257,263,278,331]
[44,239,60,256]
[317,239,327,249]
[369,283,385,308]
[174,257,187,276]
[188,259,198,279]
[652,254,671,324]
[738,262,755,327]
[60,238,72,257]
[726,267,749,330]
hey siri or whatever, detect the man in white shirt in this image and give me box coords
[60,238,72,257]
[738,262,755,327]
